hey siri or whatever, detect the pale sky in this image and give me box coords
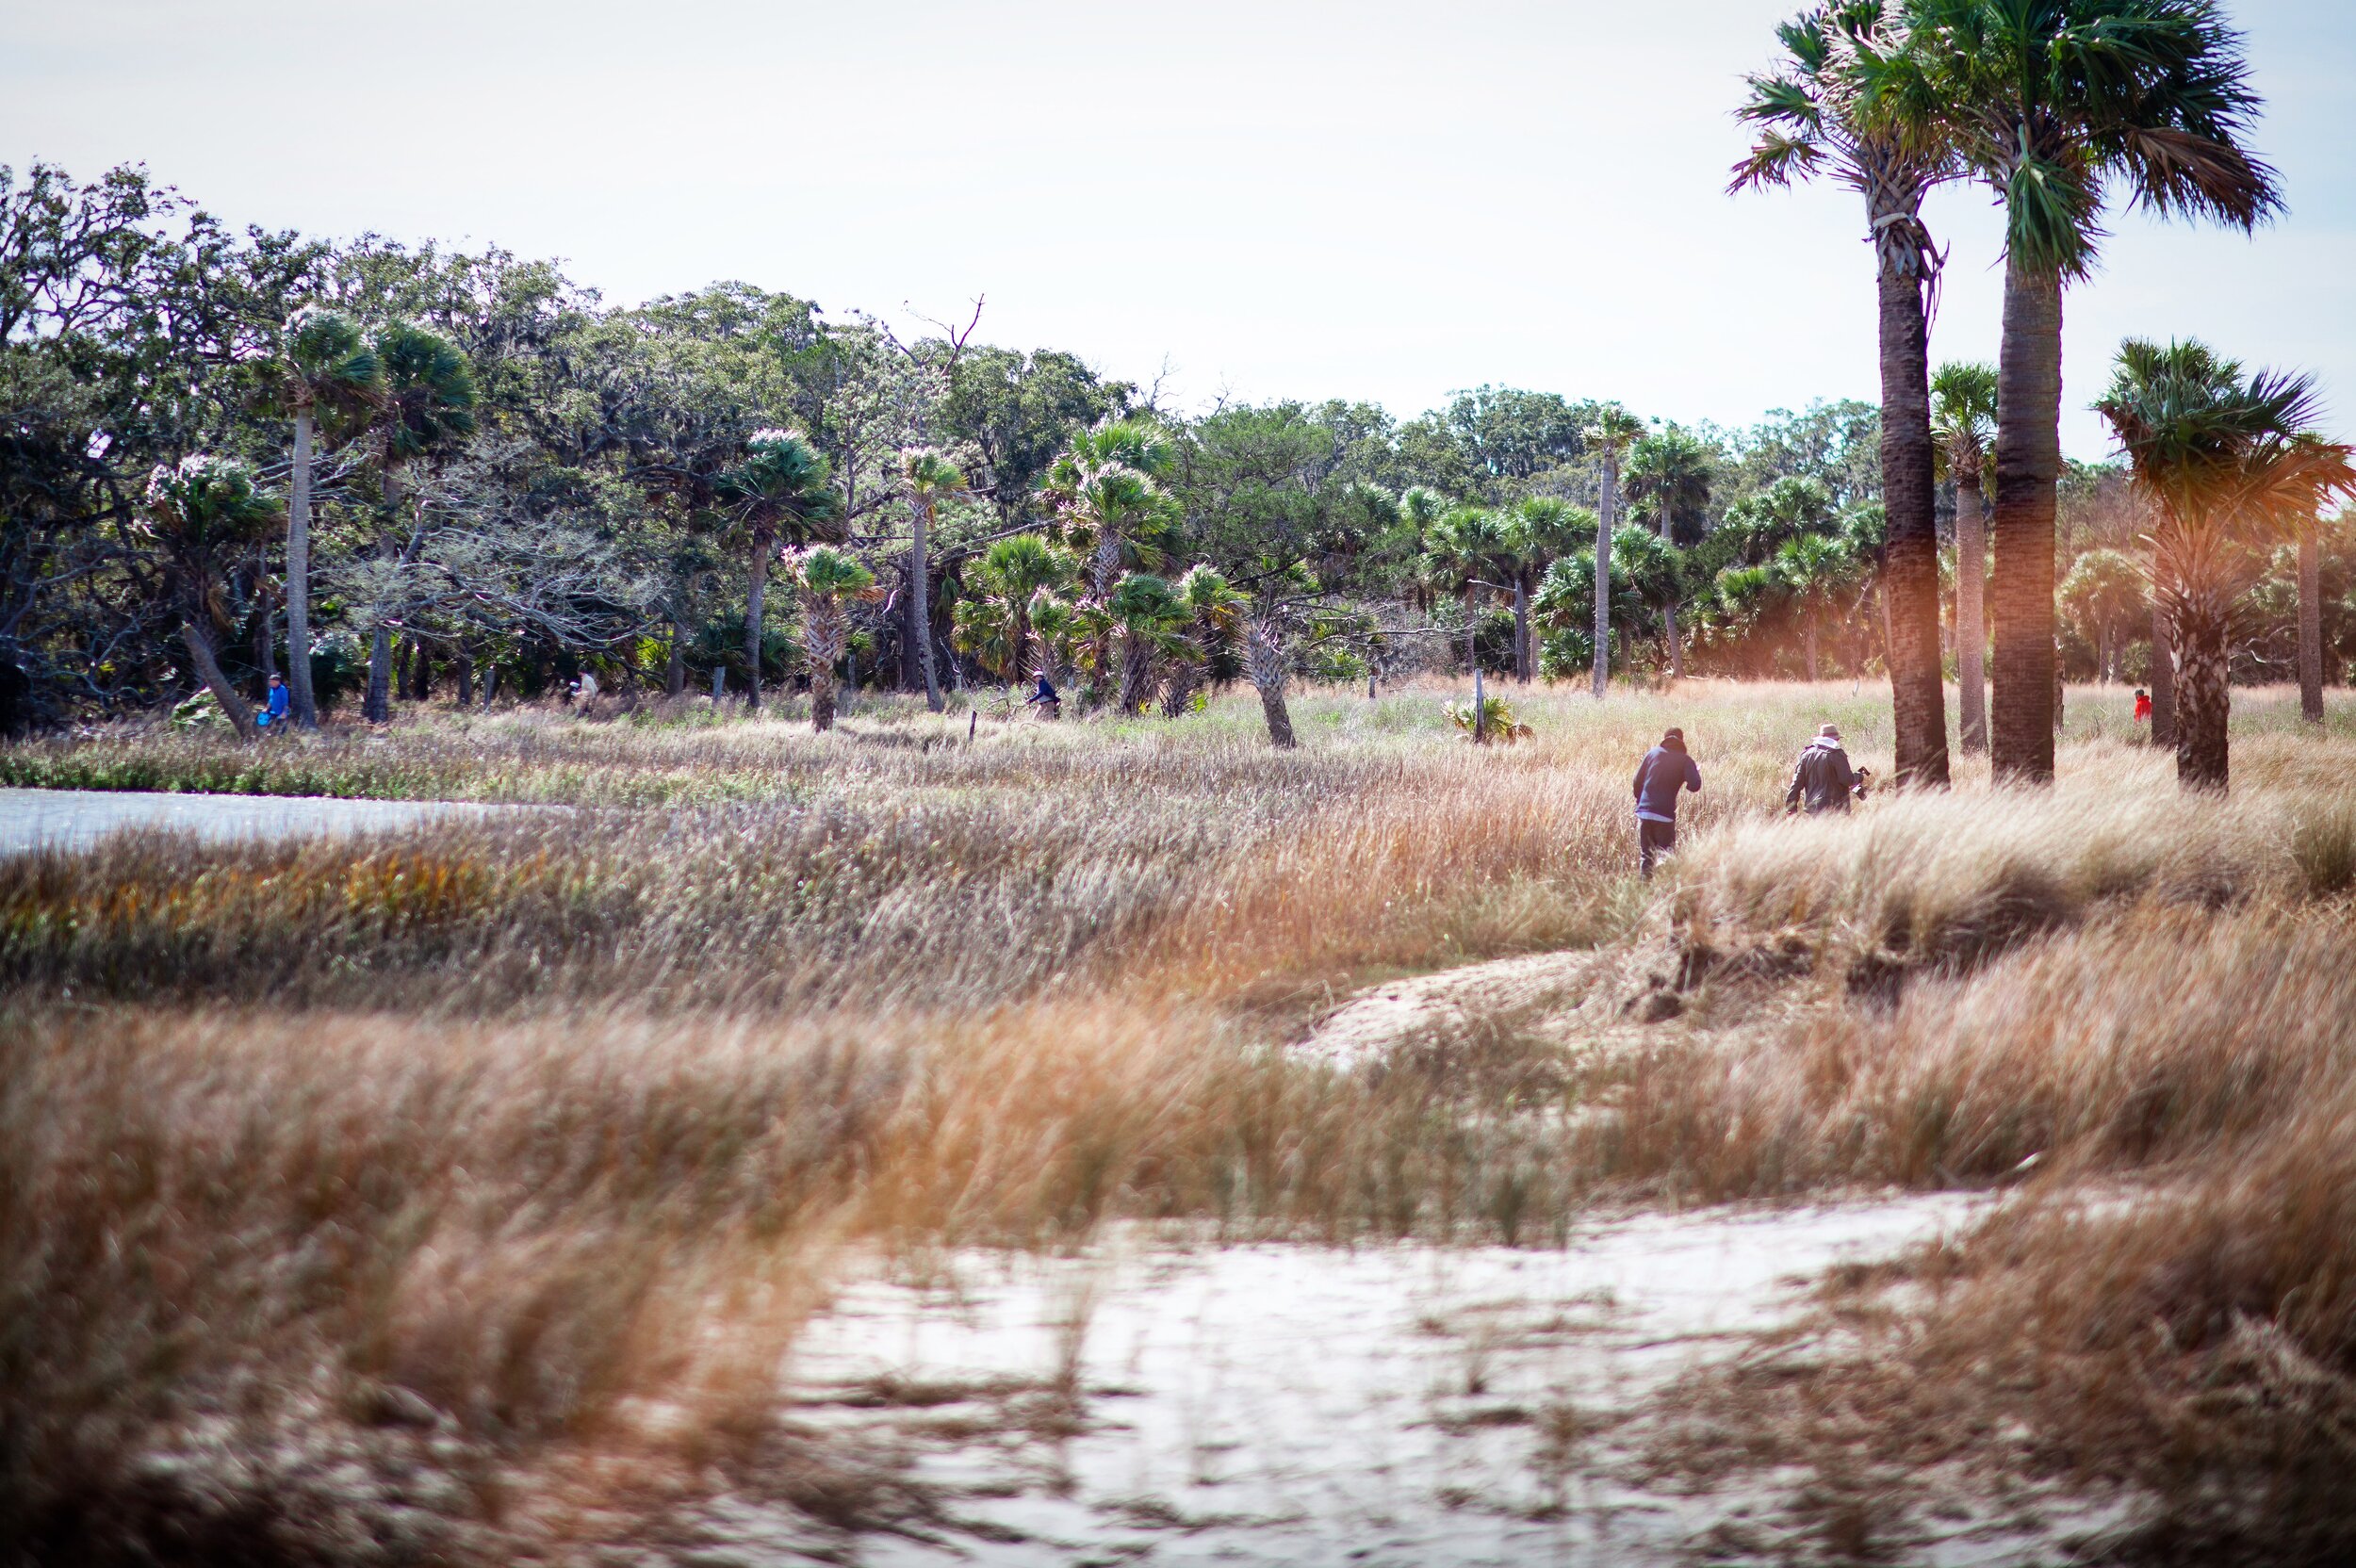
[6,0,2349,458]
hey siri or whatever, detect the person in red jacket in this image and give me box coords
[2134,687,2152,726]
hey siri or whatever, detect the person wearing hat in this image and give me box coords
[1631,727,1703,880]
[1784,723,1870,815]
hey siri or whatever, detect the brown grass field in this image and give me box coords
[5,678,2354,1564]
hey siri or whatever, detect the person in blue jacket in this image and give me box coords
[257,672,291,731]
[1631,727,1703,880]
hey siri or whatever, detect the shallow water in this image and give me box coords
[762,1196,1995,1565]
[0,786,518,855]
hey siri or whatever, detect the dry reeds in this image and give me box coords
[5,681,2355,1560]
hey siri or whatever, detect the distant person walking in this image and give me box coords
[1631,727,1703,880]
[1025,672,1061,721]
[1784,723,1870,815]
[257,672,290,731]
[2134,687,2152,727]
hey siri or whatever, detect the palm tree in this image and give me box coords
[271,306,380,728]
[1502,498,1589,681]
[1397,484,1450,614]
[2059,547,2147,682]
[1930,361,1999,752]
[1586,406,1644,698]
[1106,572,1187,714]
[1623,429,1714,677]
[713,430,839,713]
[1734,0,1952,787]
[1905,0,2281,783]
[2094,339,2356,790]
[364,324,477,724]
[1623,428,1717,547]
[1612,526,1690,675]
[901,447,967,712]
[970,533,1075,688]
[141,455,281,740]
[1040,416,1179,599]
[1775,532,1862,680]
[1428,504,1510,676]
[1161,564,1248,716]
[783,546,880,733]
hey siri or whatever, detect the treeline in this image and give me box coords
[2,159,2348,745]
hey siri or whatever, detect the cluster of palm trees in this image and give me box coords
[950,419,1254,724]
[1734,0,2352,793]
[153,308,481,738]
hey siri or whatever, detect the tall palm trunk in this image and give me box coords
[1512,569,1531,682]
[2149,594,2176,745]
[286,403,319,727]
[806,601,846,733]
[2172,596,2231,791]
[744,524,773,711]
[2299,524,2324,724]
[1247,618,1295,749]
[1662,603,1683,679]
[914,500,941,711]
[1091,538,1122,602]
[180,620,258,740]
[1878,254,1950,788]
[1804,621,1821,682]
[665,629,684,696]
[1955,473,1988,752]
[1592,451,1615,699]
[1120,629,1157,714]
[1989,256,2063,783]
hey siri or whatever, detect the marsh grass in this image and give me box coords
[7,680,2356,1561]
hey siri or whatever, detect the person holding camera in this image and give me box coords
[1784,723,1870,815]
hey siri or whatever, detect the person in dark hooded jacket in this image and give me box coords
[1784,723,1869,815]
[1631,727,1702,879]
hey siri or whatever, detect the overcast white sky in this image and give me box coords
[6,0,2348,457]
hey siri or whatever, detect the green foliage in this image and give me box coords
[1444,694,1534,744]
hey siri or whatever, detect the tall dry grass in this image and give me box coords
[7,680,2356,1560]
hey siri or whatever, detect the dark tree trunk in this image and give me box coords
[251,584,277,689]
[899,559,923,692]
[666,629,685,696]
[1120,630,1157,714]
[1593,451,1615,698]
[365,466,403,725]
[366,627,393,724]
[1990,256,2063,784]
[913,501,941,712]
[1955,474,1988,753]
[1513,568,1531,682]
[810,669,837,733]
[2173,602,2231,792]
[1878,257,1950,789]
[2150,593,2177,745]
[457,641,474,707]
[286,404,319,727]
[181,621,258,740]
[1248,619,1295,749]
[1663,603,1683,679]
[745,526,772,711]
[2299,525,2324,724]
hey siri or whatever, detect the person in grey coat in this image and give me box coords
[1631,727,1703,880]
[1784,723,1871,815]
